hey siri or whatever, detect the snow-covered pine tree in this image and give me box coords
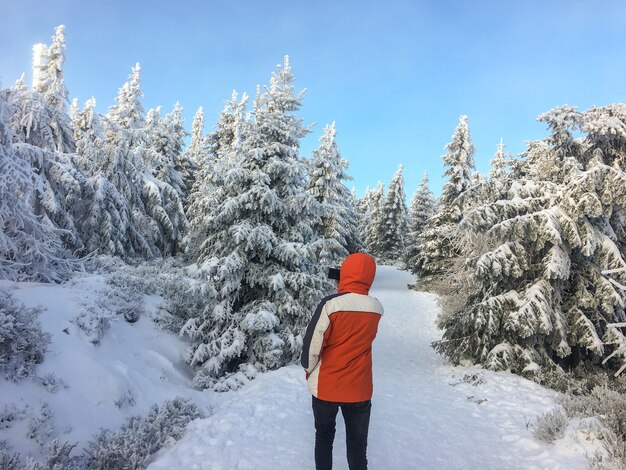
[70,97,136,257]
[406,172,436,271]
[29,25,73,155]
[0,88,75,281]
[490,138,512,180]
[184,93,248,261]
[7,80,85,252]
[349,187,365,253]
[434,105,626,377]
[378,165,408,263]
[308,122,363,263]
[32,25,70,113]
[362,182,385,257]
[357,186,374,247]
[414,115,476,276]
[147,102,187,198]
[104,64,186,257]
[181,57,329,389]
[177,106,205,207]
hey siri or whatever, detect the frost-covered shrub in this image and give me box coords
[560,386,626,441]
[83,397,204,470]
[113,388,136,409]
[107,260,203,333]
[586,422,626,470]
[26,403,55,447]
[0,405,25,430]
[37,373,67,393]
[0,290,50,381]
[73,297,116,345]
[194,363,258,391]
[0,440,22,469]
[531,408,568,443]
[74,272,146,343]
[44,439,79,470]
[537,365,624,396]
[0,439,80,470]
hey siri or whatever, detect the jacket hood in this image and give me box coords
[338,253,376,295]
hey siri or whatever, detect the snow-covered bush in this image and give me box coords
[73,295,118,345]
[531,408,568,443]
[0,289,50,381]
[560,386,626,442]
[42,440,79,470]
[0,405,25,431]
[557,384,626,468]
[0,440,22,469]
[37,373,66,393]
[0,439,79,470]
[114,388,136,409]
[26,403,55,447]
[83,397,203,470]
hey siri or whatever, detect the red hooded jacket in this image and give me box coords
[301,253,384,402]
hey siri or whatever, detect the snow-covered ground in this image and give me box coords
[150,267,601,470]
[0,266,603,468]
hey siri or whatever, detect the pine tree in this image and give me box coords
[70,97,136,257]
[363,182,385,257]
[184,93,248,261]
[148,102,187,198]
[406,172,436,271]
[32,25,69,113]
[489,138,511,180]
[357,186,374,245]
[0,89,75,281]
[181,57,329,389]
[103,64,186,257]
[177,106,205,207]
[434,105,626,377]
[308,122,363,263]
[30,25,73,154]
[379,165,408,263]
[415,115,476,276]
[8,81,85,252]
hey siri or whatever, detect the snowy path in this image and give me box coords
[150,267,598,470]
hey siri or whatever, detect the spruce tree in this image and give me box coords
[489,139,511,180]
[379,165,408,263]
[177,106,205,207]
[70,97,135,257]
[415,115,476,276]
[184,93,248,261]
[406,172,436,271]
[308,122,363,263]
[103,64,186,257]
[181,57,328,389]
[0,89,75,281]
[435,105,626,377]
[363,182,385,257]
[32,25,70,113]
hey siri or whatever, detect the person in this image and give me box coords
[301,253,384,470]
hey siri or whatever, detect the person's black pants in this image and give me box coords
[312,396,372,470]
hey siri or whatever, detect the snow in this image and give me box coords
[0,266,604,468]
[150,267,600,470]
[0,275,212,459]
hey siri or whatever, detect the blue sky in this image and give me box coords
[2,0,626,197]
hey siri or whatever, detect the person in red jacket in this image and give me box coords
[301,253,384,470]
